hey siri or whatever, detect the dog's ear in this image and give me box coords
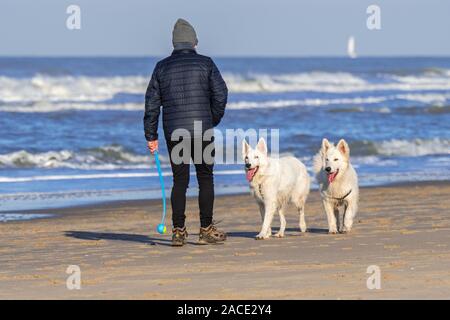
[242,139,250,159]
[322,138,331,152]
[337,139,350,158]
[256,137,267,155]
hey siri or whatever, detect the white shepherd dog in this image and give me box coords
[314,138,359,234]
[242,138,310,240]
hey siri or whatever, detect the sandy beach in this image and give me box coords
[0,181,449,299]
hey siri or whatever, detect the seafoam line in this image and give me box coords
[0,170,244,183]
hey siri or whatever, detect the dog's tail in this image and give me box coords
[313,151,323,175]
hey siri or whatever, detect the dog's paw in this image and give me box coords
[300,227,308,233]
[340,228,351,234]
[328,229,338,234]
[255,233,270,240]
[273,232,284,238]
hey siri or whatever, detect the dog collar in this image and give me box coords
[327,189,352,202]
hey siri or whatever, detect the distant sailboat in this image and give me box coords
[347,36,357,59]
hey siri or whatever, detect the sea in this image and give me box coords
[0,57,449,219]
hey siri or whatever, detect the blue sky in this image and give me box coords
[1,0,449,57]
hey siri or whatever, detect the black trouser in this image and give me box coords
[166,137,215,228]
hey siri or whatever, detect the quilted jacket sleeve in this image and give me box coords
[143,63,162,141]
[209,60,228,126]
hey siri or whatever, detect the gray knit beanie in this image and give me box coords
[172,18,198,47]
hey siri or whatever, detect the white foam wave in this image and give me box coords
[1,71,450,106]
[352,156,398,166]
[394,93,450,106]
[375,138,450,156]
[227,92,450,111]
[0,75,146,104]
[0,102,143,113]
[224,72,367,93]
[227,96,388,110]
[0,170,243,183]
[0,213,54,222]
[0,146,158,170]
[0,172,161,183]
[3,91,447,113]
[224,71,450,93]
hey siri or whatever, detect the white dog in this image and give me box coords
[314,138,359,234]
[242,138,310,239]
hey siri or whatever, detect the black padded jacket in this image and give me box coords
[143,49,228,141]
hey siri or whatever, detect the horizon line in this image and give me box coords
[1,54,450,59]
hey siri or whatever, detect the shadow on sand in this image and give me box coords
[226,231,258,239]
[65,228,329,246]
[65,230,178,247]
[227,227,329,239]
[285,227,329,234]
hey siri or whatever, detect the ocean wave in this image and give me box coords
[224,71,450,93]
[2,99,384,113]
[224,72,367,93]
[396,105,450,115]
[0,169,243,183]
[351,138,450,157]
[0,213,54,222]
[226,92,449,111]
[0,145,162,170]
[0,102,143,113]
[0,138,447,172]
[0,74,146,103]
[422,67,450,77]
[1,71,450,106]
[394,93,450,106]
[327,106,392,113]
[227,96,388,110]
[0,93,450,113]
[2,92,449,113]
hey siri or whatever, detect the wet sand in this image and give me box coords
[0,181,449,299]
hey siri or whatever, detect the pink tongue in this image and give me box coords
[246,168,256,181]
[328,172,337,183]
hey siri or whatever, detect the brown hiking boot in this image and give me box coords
[172,227,188,247]
[198,222,227,245]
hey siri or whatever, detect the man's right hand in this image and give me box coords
[147,140,158,154]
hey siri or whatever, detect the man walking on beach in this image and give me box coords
[144,19,228,246]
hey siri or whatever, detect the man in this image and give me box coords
[144,18,228,247]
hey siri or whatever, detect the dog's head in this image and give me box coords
[242,137,268,182]
[314,138,350,184]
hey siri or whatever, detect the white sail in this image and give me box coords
[347,36,357,59]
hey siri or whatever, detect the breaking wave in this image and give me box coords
[224,72,366,93]
[1,138,447,171]
[0,145,163,170]
[0,102,144,113]
[224,71,450,93]
[227,96,388,110]
[350,138,450,157]
[0,75,146,103]
[1,69,450,106]
[0,213,54,222]
[396,105,450,115]
[0,169,244,183]
[1,92,449,113]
